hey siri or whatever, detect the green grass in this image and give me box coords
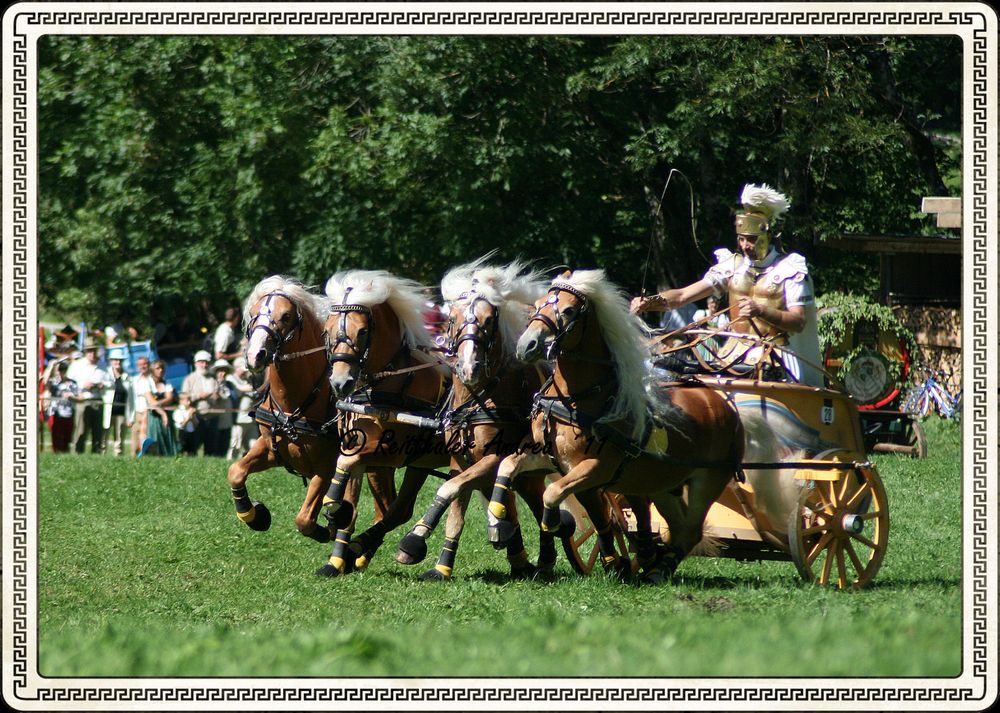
[36,418,962,678]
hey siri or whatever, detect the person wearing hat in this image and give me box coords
[102,347,136,456]
[226,356,258,460]
[630,183,822,387]
[209,358,235,457]
[180,350,220,456]
[67,337,108,453]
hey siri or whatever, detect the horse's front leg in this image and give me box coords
[511,473,574,574]
[227,437,278,531]
[543,458,630,579]
[486,445,552,546]
[397,456,497,565]
[321,453,363,530]
[416,490,471,581]
[293,474,335,544]
[315,471,363,578]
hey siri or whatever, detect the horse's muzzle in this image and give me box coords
[516,326,547,363]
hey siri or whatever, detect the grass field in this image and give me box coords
[36,418,962,678]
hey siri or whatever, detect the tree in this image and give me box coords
[37,35,961,328]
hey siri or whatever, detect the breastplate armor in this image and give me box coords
[727,267,788,341]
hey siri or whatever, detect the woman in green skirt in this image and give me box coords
[143,359,179,456]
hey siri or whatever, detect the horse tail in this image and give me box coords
[737,410,805,531]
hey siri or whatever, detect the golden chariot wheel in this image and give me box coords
[787,462,889,590]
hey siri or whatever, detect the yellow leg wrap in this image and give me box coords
[355,554,370,571]
[236,507,256,524]
[323,495,336,507]
[434,563,452,577]
[601,554,618,567]
[488,501,508,520]
[335,467,349,476]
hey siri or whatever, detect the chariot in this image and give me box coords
[561,353,890,589]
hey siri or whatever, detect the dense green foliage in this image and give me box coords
[38,35,961,327]
[37,420,961,677]
[818,291,921,387]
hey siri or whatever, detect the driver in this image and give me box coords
[630,183,823,387]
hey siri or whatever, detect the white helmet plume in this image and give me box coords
[740,183,790,222]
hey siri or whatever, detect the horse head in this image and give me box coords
[324,302,376,398]
[243,290,305,374]
[446,291,500,387]
[517,275,590,363]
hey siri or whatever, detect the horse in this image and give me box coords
[392,258,580,580]
[226,275,399,552]
[315,269,454,577]
[486,269,746,581]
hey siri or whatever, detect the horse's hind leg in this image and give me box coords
[226,438,277,531]
[350,466,431,570]
[650,469,731,581]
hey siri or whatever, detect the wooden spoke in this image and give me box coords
[819,541,835,584]
[835,542,848,588]
[571,526,596,548]
[806,531,835,567]
[857,510,882,521]
[800,523,827,536]
[849,531,879,551]
[843,480,872,511]
[845,539,867,575]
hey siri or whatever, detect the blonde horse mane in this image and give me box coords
[441,254,549,362]
[552,269,650,440]
[242,275,328,331]
[324,269,438,355]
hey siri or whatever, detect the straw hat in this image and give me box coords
[193,350,212,363]
[211,358,232,374]
[82,336,100,351]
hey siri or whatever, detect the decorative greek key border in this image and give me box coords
[2,3,996,711]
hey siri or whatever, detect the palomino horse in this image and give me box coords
[393,258,578,580]
[487,269,745,580]
[316,269,453,577]
[227,275,397,549]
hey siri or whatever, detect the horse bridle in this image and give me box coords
[245,291,304,365]
[326,288,376,370]
[447,290,500,365]
[527,283,589,359]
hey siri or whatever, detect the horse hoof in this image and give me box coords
[417,568,451,582]
[555,508,577,540]
[509,562,538,581]
[324,500,355,530]
[601,555,633,582]
[488,519,518,549]
[246,502,272,532]
[395,533,428,564]
[314,563,342,578]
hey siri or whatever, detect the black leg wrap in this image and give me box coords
[422,494,450,532]
[540,506,563,533]
[488,474,512,516]
[537,533,557,572]
[418,536,458,581]
[555,508,577,539]
[323,499,354,531]
[396,531,429,564]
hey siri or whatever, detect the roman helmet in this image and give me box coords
[735,183,790,261]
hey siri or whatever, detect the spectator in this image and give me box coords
[180,350,218,455]
[213,307,243,363]
[172,392,200,456]
[46,360,78,453]
[142,359,178,457]
[102,347,135,457]
[227,357,258,460]
[131,356,155,456]
[67,337,107,454]
[692,295,731,354]
[210,358,235,457]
